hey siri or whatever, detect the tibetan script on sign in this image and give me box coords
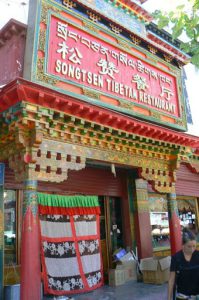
[29,1,187,130]
[48,16,179,117]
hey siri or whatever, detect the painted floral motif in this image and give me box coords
[43,241,76,257]
[47,214,64,221]
[78,240,99,255]
[73,214,96,221]
[86,271,102,287]
[48,275,84,291]
[46,214,70,221]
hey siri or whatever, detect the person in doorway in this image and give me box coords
[168,228,199,300]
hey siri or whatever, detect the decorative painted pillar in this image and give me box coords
[167,192,182,255]
[134,179,153,259]
[21,179,41,300]
[0,163,5,299]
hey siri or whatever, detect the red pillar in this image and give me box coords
[167,192,182,255]
[134,179,153,259]
[20,179,41,300]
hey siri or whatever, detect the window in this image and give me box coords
[177,197,199,242]
[149,194,170,249]
[4,190,17,265]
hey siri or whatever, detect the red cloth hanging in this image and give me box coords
[39,210,103,296]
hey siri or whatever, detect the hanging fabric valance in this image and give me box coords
[38,193,100,215]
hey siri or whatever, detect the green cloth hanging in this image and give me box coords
[37,193,99,208]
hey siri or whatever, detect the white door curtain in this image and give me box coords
[37,193,103,296]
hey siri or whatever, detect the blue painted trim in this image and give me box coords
[0,164,5,186]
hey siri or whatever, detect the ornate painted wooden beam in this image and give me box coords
[0,97,199,192]
[1,101,193,160]
[1,79,199,149]
[68,0,189,65]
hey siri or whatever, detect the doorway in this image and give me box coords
[98,196,123,282]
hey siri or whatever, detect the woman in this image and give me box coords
[168,228,199,300]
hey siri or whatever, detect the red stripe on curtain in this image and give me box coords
[41,234,99,243]
[70,215,89,290]
[39,214,103,296]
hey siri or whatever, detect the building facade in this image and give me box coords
[0,0,199,299]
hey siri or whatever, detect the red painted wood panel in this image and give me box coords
[4,164,126,197]
[39,167,125,196]
[4,164,23,190]
[6,162,199,197]
[0,21,26,86]
[176,163,199,197]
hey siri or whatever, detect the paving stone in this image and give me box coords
[43,280,167,300]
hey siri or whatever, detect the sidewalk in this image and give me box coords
[43,280,168,300]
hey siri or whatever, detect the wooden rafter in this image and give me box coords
[1,79,199,150]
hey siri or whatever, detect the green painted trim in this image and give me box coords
[31,77,187,131]
[29,0,188,132]
[37,193,99,208]
[1,101,196,160]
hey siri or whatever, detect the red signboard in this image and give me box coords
[47,15,180,118]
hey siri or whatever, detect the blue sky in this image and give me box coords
[0,0,198,137]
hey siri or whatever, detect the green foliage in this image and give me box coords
[152,0,199,68]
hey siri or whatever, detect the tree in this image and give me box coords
[153,0,199,68]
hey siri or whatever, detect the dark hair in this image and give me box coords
[182,228,196,245]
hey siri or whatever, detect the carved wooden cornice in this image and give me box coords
[2,128,86,183]
[1,79,199,149]
[0,101,194,159]
[0,19,27,47]
[63,0,76,10]
[72,0,189,65]
[139,167,176,193]
[1,99,199,191]
[76,0,152,23]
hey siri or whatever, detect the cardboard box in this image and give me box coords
[116,260,137,281]
[119,252,134,262]
[108,269,126,286]
[140,256,171,284]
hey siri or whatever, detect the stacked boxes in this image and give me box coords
[108,269,126,286]
[116,260,137,282]
[109,251,137,286]
[140,256,171,284]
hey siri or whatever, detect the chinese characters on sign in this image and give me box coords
[47,16,180,117]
